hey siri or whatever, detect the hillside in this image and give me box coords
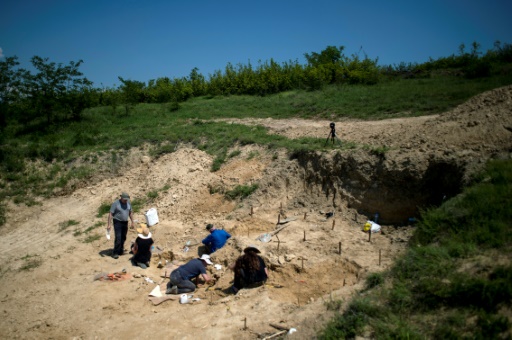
[0,85,511,339]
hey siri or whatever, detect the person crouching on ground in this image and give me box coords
[166,254,214,295]
[107,192,134,259]
[130,227,154,269]
[202,223,231,254]
[229,245,268,294]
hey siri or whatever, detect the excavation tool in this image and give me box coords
[256,217,296,242]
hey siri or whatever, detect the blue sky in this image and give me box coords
[1,0,511,88]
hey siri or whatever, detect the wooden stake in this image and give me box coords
[272,236,286,252]
[298,284,301,306]
[244,317,247,330]
[331,219,336,230]
[379,249,382,266]
[304,212,307,220]
[264,330,288,339]
[269,323,290,331]
[277,214,281,224]
[250,206,253,216]
[368,230,372,243]
[303,230,306,241]
[343,278,346,286]
[338,241,341,255]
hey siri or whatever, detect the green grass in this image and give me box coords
[146,184,170,201]
[224,184,259,201]
[1,74,511,218]
[0,203,6,226]
[79,221,103,235]
[324,298,344,311]
[319,159,512,338]
[58,219,80,232]
[147,190,159,200]
[246,151,259,160]
[182,75,512,120]
[228,150,241,158]
[97,202,111,217]
[83,234,101,243]
[19,254,42,271]
[130,198,146,213]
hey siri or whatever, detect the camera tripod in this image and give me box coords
[325,122,342,146]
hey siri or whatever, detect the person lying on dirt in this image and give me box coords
[130,227,154,269]
[166,254,214,295]
[202,223,231,254]
[229,245,268,294]
[107,192,135,259]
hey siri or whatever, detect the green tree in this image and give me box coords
[24,56,91,124]
[64,85,96,121]
[101,86,122,113]
[118,76,146,105]
[0,56,26,128]
[304,45,344,67]
[146,77,171,103]
[305,45,345,84]
[189,67,206,97]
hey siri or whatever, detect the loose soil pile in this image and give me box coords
[0,85,511,339]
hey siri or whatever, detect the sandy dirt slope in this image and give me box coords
[0,85,511,339]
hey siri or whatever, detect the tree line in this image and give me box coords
[1,42,511,130]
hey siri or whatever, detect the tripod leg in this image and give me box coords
[335,134,342,146]
[325,133,332,146]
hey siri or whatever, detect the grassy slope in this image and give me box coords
[319,159,512,339]
[1,74,512,226]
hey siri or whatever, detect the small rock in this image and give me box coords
[284,254,295,262]
[133,273,141,278]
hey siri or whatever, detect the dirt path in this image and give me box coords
[0,85,511,339]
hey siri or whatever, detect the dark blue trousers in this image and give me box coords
[169,269,196,294]
[113,219,128,256]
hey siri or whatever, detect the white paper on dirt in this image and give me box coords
[149,285,162,297]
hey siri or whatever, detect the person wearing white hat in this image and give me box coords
[166,254,213,295]
[130,227,154,269]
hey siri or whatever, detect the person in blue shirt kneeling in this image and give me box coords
[202,223,231,254]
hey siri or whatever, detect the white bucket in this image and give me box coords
[180,294,192,304]
[145,208,159,226]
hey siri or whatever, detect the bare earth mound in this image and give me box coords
[0,86,511,339]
